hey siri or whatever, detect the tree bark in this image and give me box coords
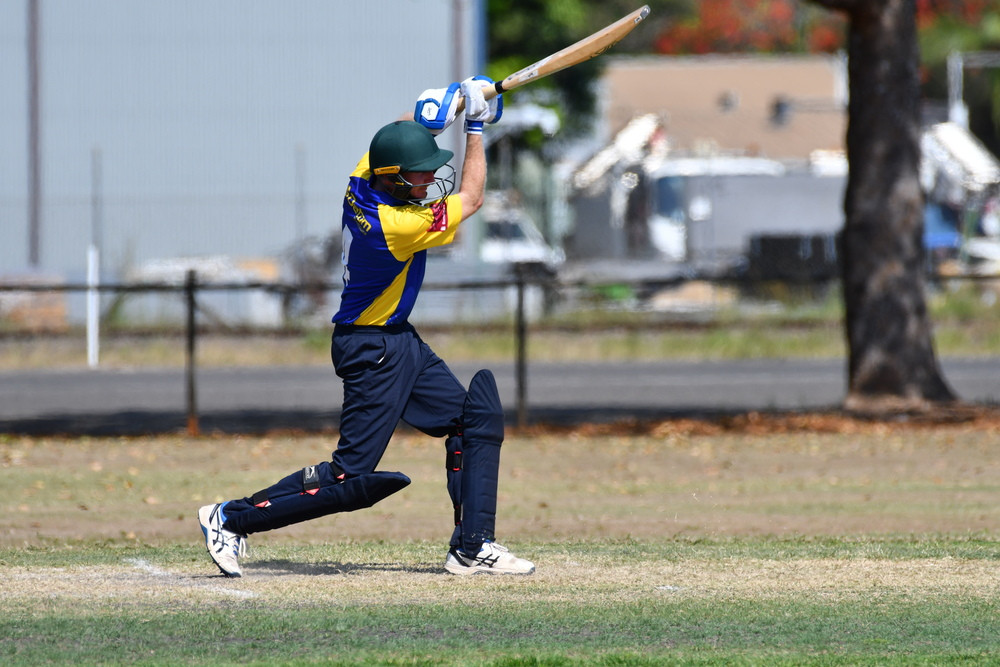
[808,0,956,411]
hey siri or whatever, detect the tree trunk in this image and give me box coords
[811,0,956,411]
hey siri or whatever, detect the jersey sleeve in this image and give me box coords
[380,195,465,260]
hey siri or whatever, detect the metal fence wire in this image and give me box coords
[1,268,997,434]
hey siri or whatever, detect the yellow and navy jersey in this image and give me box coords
[332,152,464,326]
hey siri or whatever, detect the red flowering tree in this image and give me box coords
[653,0,845,54]
[651,0,993,56]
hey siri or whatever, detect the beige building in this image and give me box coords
[600,54,848,160]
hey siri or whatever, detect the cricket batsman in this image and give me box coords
[198,76,534,577]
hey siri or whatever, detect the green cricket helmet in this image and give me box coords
[369,120,455,204]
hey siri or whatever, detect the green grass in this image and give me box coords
[2,539,1000,665]
[3,429,1000,665]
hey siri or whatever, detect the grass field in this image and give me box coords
[3,418,1000,665]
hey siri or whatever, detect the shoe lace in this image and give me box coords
[484,541,509,554]
[232,534,248,559]
[473,541,511,566]
[211,525,247,559]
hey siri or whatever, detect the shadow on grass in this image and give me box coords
[244,559,442,577]
[0,406,757,437]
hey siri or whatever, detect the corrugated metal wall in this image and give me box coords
[1,0,479,282]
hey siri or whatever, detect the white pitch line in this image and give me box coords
[125,557,170,577]
[204,585,257,599]
[124,558,257,599]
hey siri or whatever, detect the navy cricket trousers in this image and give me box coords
[219,322,472,538]
[331,322,468,474]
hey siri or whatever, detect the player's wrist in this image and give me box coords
[464,119,484,135]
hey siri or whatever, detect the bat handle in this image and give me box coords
[453,80,505,115]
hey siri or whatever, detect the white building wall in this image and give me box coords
[0,1,480,283]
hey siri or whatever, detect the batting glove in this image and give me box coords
[461,75,503,135]
[415,82,462,135]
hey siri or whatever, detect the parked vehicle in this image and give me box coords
[478,191,564,270]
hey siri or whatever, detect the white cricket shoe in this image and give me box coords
[198,503,247,578]
[444,541,535,575]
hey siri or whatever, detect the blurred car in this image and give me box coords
[479,191,564,269]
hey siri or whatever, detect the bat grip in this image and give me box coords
[455,81,504,114]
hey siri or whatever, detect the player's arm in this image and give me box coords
[454,76,500,218]
[457,132,486,217]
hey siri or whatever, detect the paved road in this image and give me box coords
[1,357,997,435]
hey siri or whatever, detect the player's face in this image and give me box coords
[400,170,435,199]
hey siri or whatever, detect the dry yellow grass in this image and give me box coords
[2,424,999,658]
[2,421,999,547]
[2,554,997,614]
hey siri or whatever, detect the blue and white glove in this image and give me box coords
[414,82,462,135]
[460,75,503,135]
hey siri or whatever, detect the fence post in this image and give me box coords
[185,269,199,436]
[86,245,100,368]
[515,264,527,429]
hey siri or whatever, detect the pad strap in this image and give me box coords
[251,461,345,506]
[302,465,320,495]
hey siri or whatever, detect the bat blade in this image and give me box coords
[454,5,650,112]
[491,5,651,98]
